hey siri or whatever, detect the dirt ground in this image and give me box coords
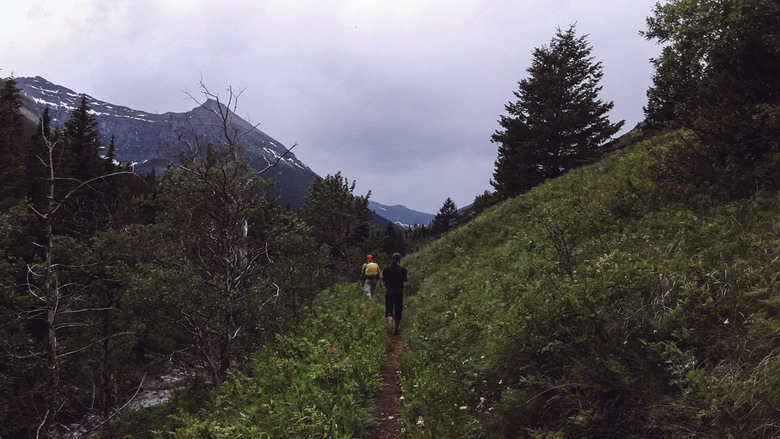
[368,332,405,439]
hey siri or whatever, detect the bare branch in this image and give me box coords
[63,375,148,439]
[59,332,137,358]
[259,142,298,176]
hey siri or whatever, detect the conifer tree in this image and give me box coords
[0,77,27,208]
[27,107,57,212]
[491,25,623,198]
[63,95,103,182]
[431,197,459,236]
[106,134,116,163]
[60,96,127,236]
[382,222,406,255]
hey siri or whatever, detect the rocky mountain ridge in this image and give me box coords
[16,76,316,208]
[368,201,433,228]
[14,76,434,225]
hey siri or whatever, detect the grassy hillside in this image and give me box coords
[399,131,780,438]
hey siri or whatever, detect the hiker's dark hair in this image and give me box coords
[391,253,402,265]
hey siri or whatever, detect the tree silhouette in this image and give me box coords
[431,197,459,236]
[491,25,623,198]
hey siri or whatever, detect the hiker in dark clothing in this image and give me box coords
[382,252,408,335]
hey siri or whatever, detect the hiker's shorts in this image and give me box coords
[385,287,403,321]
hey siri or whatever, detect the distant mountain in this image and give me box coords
[14,76,432,223]
[369,201,433,229]
[15,76,317,208]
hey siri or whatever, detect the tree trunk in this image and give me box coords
[101,308,113,419]
[43,163,60,438]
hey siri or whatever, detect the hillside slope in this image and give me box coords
[399,131,780,437]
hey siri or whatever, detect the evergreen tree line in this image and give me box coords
[0,79,402,438]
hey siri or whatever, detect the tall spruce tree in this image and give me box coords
[382,222,406,255]
[60,96,127,236]
[63,95,104,182]
[27,107,57,213]
[0,77,27,208]
[491,25,623,198]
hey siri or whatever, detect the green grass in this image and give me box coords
[398,131,780,438]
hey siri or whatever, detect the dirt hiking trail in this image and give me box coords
[368,332,405,439]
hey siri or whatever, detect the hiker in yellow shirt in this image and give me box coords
[361,254,380,298]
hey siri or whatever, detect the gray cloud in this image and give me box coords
[1,0,660,213]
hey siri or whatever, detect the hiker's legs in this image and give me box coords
[393,293,403,334]
[363,279,376,299]
[385,288,403,334]
[385,289,395,328]
[393,293,403,321]
[385,287,401,329]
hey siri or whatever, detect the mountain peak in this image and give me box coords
[11,75,428,224]
[15,75,317,208]
[369,201,433,229]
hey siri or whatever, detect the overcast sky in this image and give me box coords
[2,0,662,213]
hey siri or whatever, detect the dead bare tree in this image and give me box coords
[25,129,137,438]
[153,82,301,388]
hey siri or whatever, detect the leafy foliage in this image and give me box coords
[300,171,383,282]
[301,172,374,258]
[643,0,780,195]
[0,80,345,436]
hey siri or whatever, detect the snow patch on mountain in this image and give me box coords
[369,201,433,229]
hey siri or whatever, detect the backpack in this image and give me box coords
[364,262,379,277]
